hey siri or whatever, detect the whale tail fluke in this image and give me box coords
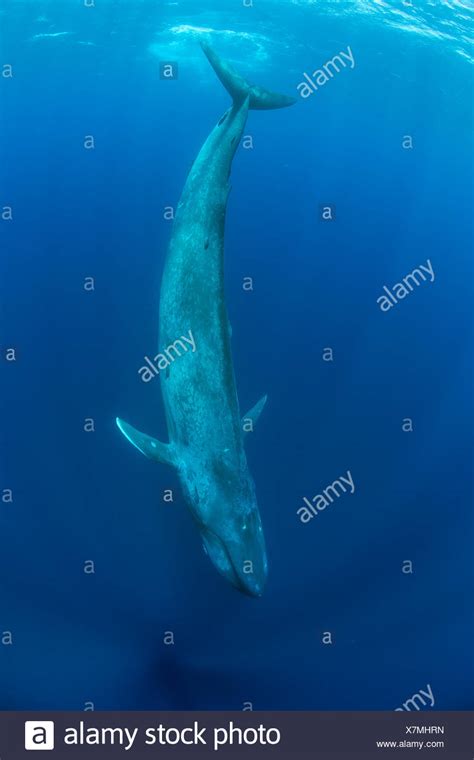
[201,41,297,110]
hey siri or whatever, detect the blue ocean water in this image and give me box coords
[1,0,473,711]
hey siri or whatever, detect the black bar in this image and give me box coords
[1,711,472,758]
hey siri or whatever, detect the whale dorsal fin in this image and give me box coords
[116,417,175,467]
[241,395,268,438]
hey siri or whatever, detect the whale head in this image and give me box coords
[200,504,268,597]
[183,457,268,597]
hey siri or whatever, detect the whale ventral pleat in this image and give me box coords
[204,238,209,250]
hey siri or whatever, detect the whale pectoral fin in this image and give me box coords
[116,417,175,467]
[241,394,268,437]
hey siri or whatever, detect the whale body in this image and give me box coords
[116,42,296,596]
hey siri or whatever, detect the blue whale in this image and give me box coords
[117,42,296,596]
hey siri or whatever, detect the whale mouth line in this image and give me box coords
[200,524,263,598]
[200,526,245,590]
